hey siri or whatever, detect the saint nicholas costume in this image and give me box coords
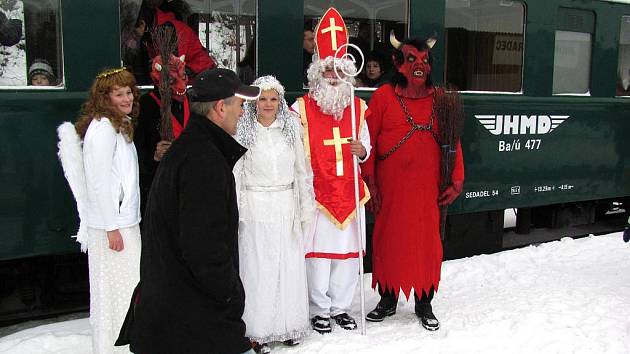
[291,7,371,333]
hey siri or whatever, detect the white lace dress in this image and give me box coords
[234,119,315,344]
[87,225,140,354]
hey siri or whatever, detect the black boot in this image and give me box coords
[283,339,300,346]
[332,312,358,330]
[311,315,332,334]
[253,342,271,354]
[366,290,397,322]
[414,289,439,331]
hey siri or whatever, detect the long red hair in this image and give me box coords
[74,68,140,141]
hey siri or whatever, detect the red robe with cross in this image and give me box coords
[292,95,371,259]
[363,84,464,298]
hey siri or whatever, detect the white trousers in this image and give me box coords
[306,257,358,318]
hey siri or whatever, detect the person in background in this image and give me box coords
[237,41,256,85]
[58,67,141,354]
[360,52,387,88]
[134,53,189,220]
[0,10,22,46]
[28,59,57,86]
[234,75,314,353]
[623,217,630,243]
[116,68,260,354]
[130,0,215,84]
[303,26,315,85]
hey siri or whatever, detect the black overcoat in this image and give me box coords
[119,112,249,354]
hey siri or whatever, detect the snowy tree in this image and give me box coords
[0,0,27,86]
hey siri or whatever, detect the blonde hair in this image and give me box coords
[74,68,140,141]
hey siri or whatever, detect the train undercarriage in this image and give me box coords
[1,198,627,326]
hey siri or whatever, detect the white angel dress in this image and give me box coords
[57,120,140,354]
[234,108,315,345]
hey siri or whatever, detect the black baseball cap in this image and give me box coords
[188,68,260,102]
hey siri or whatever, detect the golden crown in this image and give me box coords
[96,67,127,79]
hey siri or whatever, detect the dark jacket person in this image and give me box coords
[117,68,261,354]
[0,11,22,47]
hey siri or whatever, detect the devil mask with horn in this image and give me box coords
[390,31,436,99]
[150,54,187,101]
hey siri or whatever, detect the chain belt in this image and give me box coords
[377,95,436,161]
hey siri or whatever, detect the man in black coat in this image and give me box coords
[117,68,260,354]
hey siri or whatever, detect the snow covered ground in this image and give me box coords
[1,232,629,354]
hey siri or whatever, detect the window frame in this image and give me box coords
[118,0,258,89]
[301,0,411,92]
[443,0,527,95]
[616,15,630,98]
[0,0,65,90]
[551,8,595,97]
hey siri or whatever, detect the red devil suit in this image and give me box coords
[154,8,215,77]
[364,85,463,298]
[363,35,465,313]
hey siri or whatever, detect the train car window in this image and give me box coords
[617,16,630,96]
[0,0,63,88]
[444,0,525,93]
[303,0,408,90]
[121,0,256,86]
[552,8,594,95]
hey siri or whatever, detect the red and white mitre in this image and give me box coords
[314,7,349,60]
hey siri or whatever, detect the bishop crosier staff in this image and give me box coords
[334,41,367,335]
[291,7,372,336]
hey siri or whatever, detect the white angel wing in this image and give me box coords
[56,122,89,252]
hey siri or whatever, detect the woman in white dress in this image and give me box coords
[234,75,315,353]
[64,68,141,354]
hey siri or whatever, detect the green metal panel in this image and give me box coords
[449,95,630,214]
[257,0,304,92]
[557,8,595,33]
[523,0,556,96]
[591,1,628,97]
[0,93,86,260]
[61,0,121,91]
[410,0,445,86]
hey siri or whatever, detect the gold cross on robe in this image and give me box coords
[323,127,351,176]
[320,17,343,50]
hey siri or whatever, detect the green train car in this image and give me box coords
[0,0,628,323]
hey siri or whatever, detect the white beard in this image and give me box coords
[310,78,353,120]
[306,57,357,120]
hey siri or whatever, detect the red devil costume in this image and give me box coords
[127,1,215,84]
[153,8,215,76]
[134,54,190,218]
[363,33,464,330]
[290,7,371,334]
